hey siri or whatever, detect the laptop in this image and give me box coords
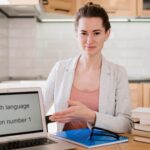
[0,87,75,150]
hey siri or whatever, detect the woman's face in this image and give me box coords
[76,17,110,56]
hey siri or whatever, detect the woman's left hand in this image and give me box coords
[50,100,96,124]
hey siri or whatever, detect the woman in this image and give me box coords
[44,2,132,133]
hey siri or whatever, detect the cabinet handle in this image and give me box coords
[43,0,48,5]
[107,10,116,14]
[54,8,70,13]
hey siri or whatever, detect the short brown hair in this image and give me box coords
[75,2,111,31]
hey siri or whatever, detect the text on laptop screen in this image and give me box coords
[0,91,43,137]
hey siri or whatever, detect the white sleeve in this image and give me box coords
[42,62,59,115]
[95,67,132,133]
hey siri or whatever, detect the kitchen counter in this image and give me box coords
[0,80,45,89]
[128,76,150,82]
[0,79,150,88]
[129,79,150,83]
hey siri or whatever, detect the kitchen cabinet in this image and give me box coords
[137,0,150,17]
[76,0,137,17]
[143,83,150,107]
[43,0,76,15]
[129,83,150,109]
[129,83,143,109]
[42,0,150,17]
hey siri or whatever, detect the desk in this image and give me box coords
[75,134,150,150]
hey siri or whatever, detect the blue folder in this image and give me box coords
[53,128,128,148]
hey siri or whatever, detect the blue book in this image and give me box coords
[53,128,128,148]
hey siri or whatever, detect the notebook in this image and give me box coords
[0,87,75,150]
[52,128,128,148]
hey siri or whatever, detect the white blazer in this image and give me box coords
[43,55,132,133]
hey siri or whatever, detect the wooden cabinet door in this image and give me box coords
[129,83,143,109]
[77,0,136,17]
[137,0,150,17]
[43,0,76,15]
[143,83,150,107]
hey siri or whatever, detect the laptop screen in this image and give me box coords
[0,91,43,137]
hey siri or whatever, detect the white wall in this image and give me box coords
[36,22,79,77]
[1,18,150,81]
[36,21,150,80]
[103,22,150,80]
[0,14,9,80]
[9,18,37,79]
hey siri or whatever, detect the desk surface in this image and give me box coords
[74,134,150,150]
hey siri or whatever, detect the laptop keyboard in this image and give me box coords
[0,138,56,150]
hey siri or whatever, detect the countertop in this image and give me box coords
[129,79,150,83]
[0,80,45,89]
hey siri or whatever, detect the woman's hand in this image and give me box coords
[49,100,96,124]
